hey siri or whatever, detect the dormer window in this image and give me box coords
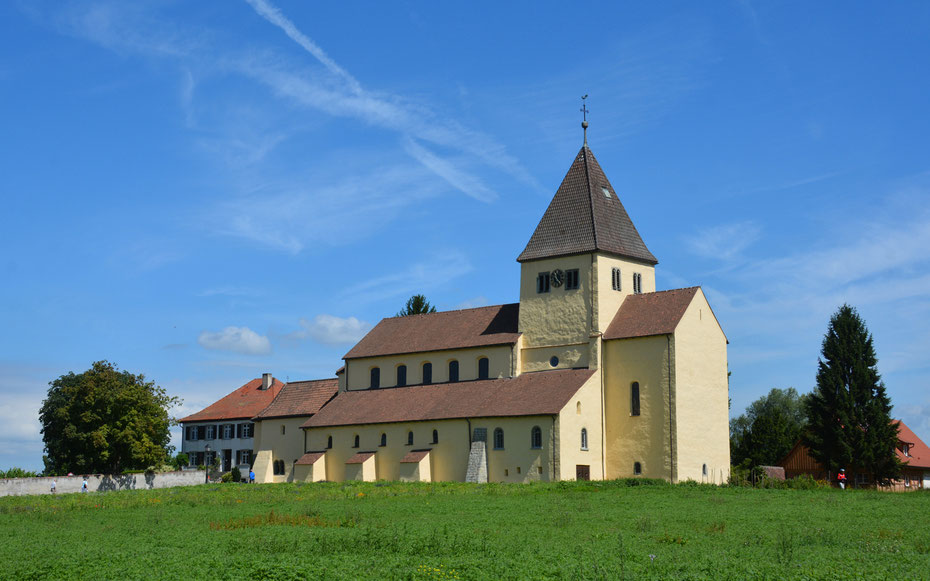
[601,186,611,199]
[537,272,550,293]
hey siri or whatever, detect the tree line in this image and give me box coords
[730,304,901,484]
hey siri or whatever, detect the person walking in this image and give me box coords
[249,469,255,483]
[81,477,88,493]
[50,480,56,494]
[837,469,847,490]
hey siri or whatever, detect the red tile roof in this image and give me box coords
[302,368,596,428]
[603,287,699,340]
[345,452,375,464]
[295,452,326,465]
[179,377,284,422]
[895,421,930,469]
[253,378,338,419]
[518,145,657,264]
[344,303,520,360]
[400,449,432,463]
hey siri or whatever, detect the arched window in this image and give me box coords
[581,428,588,450]
[380,433,387,447]
[407,431,414,445]
[633,462,642,475]
[631,382,640,416]
[531,426,542,449]
[370,367,380,389]
[478,357,489,380]
[353,434,360,448]
[326,435,333,449]
[396,365,407,387]
[493,427,504,450]
[422,362,432,385]
[576,401,581,415]
[702,463,708,477]
[273,460,285,475]
[432,429,439,444]
[448,360,459,382]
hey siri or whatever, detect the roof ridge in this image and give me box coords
[383,302,518,320]
[635,286,701,296]
[582,146,599,250]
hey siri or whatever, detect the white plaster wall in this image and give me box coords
[0,470,206,497]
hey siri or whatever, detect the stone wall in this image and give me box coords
[0,470,206,497]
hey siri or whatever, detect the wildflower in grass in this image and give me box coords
[649,554,656,562]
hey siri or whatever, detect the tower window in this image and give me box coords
[478,357,489,380]
[631,382,641,416]
[565,269,580,290]
[612,267,622,291]
[634,462,642,475]
[493,428,504,450]
[581,428,589,451]
[396,365,407,387]
[370,367,380,389]
[537,272,550,293]
[531,426,542,449]
[448,360,459,382]
[633,273,643,294]
[422,362,432,385]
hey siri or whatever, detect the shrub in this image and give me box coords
[231,466,242,483]
[173,453,189,471]
[220,472,233,483]
[0,467,40,478]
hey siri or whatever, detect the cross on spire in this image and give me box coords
[580,94,589,145]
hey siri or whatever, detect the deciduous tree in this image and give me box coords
[803,305,900,484]
[730,387,807,468]
[39,361,180,475]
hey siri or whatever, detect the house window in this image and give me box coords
[407,431,414,446]
[633,462,642,475]
[537,272,550,293]
[242,423,254,439]
[205,425,216,440]
[222,424,233,440]
[478,357,489,380]
[448,360,459,383]
[493,428,504,450]
[396,365,407,387]
[370,367,380,389]
[327,435,333,449]
[631,382,641,416]
[612,267,621,291]
[903,445,910,457]
[432,429,439,444]
[379,433,387,447]
[186,427,195,440]
[422,362,432,385]
[633,273,642,294]
[531,426,542,449]
[238,450,252,465]
[581,428,588,451]
[353,435,360,448]
[565,269,580,290]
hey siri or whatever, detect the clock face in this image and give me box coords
[550,269,564,287]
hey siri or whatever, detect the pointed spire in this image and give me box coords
[517,145,657,265]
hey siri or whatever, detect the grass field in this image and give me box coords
[2,479,928,580]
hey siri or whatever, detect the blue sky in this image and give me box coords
[2,1,929,472]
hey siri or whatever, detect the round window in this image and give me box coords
[549,356,559,367]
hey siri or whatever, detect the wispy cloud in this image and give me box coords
[289,315,372,345]
[197,326,272,355]
[685,221,761,262]
[343,251,473,305]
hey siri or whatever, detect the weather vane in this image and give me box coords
[580,94,589,145]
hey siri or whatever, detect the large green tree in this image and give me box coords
[39,361,180,475]
[803,305,900,484]
[397,294,437,316]
[730,387,808,468]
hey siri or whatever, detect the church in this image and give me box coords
[181,132,731,485]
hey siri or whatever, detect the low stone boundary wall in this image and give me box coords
[0,470,207,497]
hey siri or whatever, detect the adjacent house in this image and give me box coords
[179,373,283,472]
[780,420,930,490]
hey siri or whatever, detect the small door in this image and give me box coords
[576,464,590,481]
[223,449,232,472]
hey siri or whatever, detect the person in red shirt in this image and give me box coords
[837,468,847,489]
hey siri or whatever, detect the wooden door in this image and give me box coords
[576,465,590,481]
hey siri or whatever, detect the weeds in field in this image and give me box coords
[209,509,359,530]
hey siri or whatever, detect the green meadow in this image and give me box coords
[2,479,927,580]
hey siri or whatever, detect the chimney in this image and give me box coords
[261,373,273,390]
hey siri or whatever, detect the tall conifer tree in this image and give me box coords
[803,305,900,484]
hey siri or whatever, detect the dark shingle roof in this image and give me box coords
[253,378,338,420]
[344,303,520,360]
[179,377,284,423]
[518,145,657,264]
[603,288,699,340]
[302,368,595,428]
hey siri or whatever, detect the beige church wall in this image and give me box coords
[344,455,376,482]
[593,254,656,333]
[672,290,730,484]
[344,345,514,391]
[473,416,555,483]
[306,419,471,482]
[398,454,431,483]
[555,372,604,480]
[518,255,594,350]
[252,417,308,484]
[603,335,674,481]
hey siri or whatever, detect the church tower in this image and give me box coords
[517,142,658,373]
